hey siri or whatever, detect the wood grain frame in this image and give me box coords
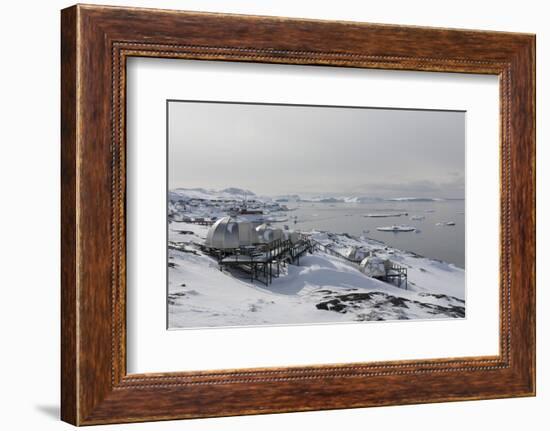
[61,4,536,426]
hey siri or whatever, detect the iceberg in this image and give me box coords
[376,225,416,232]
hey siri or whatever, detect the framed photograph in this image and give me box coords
[165,100,467,330]
[61,4,536,425]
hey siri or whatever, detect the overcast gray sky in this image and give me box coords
[168,101,465,198]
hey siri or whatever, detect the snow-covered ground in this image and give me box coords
[168,188,465,329]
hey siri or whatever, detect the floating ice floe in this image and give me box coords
[436,221,456,226]
[264,216,288,223]
[364,212,407,218]
[376,225,416,232]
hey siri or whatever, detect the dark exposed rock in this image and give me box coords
[418,292,465,303]
[315,291,465,319]
[387,296,409,308]
[167,291,186,306]
[315,289,336,295]
[316,299,348,313]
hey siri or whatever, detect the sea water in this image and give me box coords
[278,200,465,268]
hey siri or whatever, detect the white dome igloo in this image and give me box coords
[204,217,240,250]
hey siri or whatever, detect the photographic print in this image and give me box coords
[167,101,466,329]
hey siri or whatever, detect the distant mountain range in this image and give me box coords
[170,187,463,203]
[170,187,256,201]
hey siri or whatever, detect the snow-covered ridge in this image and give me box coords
[170,187,258,202]
[170,188,463,204]
[168,187,288,223]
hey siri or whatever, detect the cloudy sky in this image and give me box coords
[168,101,465,198]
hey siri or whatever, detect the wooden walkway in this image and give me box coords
[186,219,215,226]
[204,234,407,289]
[216,237,313,286]
[309,239,408,290]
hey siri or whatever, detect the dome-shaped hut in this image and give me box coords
[283,230,301,244]
[255,224,283,244]
[204,217,240,250]
[345,246,368,262]
[236,219,255,246]
[205,217,276,249]
[360,255,388,278]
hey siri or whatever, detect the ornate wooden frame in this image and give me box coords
[61,4,536,425]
